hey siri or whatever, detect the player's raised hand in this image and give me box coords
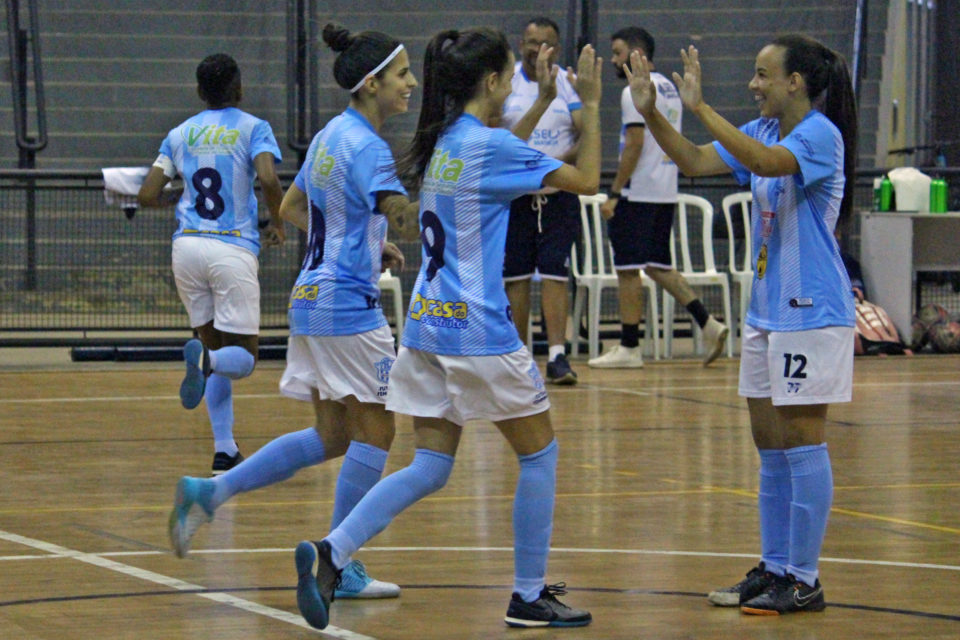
[574,44,603,106]
[673,46,705,112]
[624,50,655,116]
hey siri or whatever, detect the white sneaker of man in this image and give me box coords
[702,316,730,366]
[587,344,644,369]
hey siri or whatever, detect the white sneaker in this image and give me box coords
[587,344,644,368]
[702,316,729,366]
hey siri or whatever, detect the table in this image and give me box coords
[859,211,960,337]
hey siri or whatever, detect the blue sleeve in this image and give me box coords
[351,139,407,215]
[158,133,172,158]
[778,115,841,188]
[711,120,759,186]
[488,131,564,199]
[250,120,282,163]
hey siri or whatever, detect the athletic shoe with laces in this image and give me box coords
[168,476,216,558]
[545,353,578,385]
[587,343,644,368]
[741,574,826,615]
[211,449,244,476]
[334,559,400,599]
[504,583,592,628]
[180,338,211,409]
[295,540,341,629]
[707,561,779,606]
[702,316,729,366]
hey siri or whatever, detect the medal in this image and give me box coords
[757,244,768,279]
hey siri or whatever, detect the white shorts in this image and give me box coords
[385,346,550,426]
[738,324,854,406]
[172,236,260,334]
[279,325,396,405]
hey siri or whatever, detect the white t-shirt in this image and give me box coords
[500,61,582,160]
[619,71,681,203]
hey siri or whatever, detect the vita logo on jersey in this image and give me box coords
[310,143,336,186]
[182,124,240,153]
[423,149,463,195]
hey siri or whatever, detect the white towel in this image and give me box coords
[102,166,149,209]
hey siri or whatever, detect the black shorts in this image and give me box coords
[503,191,581,279]
[607,200,675,269]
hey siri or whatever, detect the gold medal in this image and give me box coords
[757,244,768,279]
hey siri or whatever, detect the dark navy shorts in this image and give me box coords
[607,200,675,269]
[503,191,581,279]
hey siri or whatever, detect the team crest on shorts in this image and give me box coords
[527,361,548,404]
[374,357,395,384]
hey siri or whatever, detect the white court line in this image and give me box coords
[3,378,959,406]
[2,543,958,573]
[0,529,377,640]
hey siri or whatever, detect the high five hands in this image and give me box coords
[624,45,704,116]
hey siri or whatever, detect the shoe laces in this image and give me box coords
[542,582,569,601]
[349,559,369,580]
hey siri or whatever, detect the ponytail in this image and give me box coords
[772,34,858,222]
[399,27,510,184]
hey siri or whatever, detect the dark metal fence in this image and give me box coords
[2,168,958,345]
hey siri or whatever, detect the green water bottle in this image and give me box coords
[879,175,893,211]
[934,178,948,212]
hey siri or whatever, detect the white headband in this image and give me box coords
[350,44,405,93]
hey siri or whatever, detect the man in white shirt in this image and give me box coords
[500,16,583,384]
[589,26,728,369]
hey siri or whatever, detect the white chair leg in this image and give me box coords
[648,285,660,360]
[571,286,585,359]
[662,289,674,359]
[588,286,602,360]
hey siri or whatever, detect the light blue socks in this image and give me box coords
[785,443,833,586]
[757,448,791,576]
[210,427,326,509]
[513,439,558,603]
[325,448,455,569]
[209,345,255,379]
[330,442,389,530]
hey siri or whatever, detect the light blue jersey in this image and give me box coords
[160,107,281,255]
[288,108,406,337]
[714,110,854,331]
[402,114,563,355]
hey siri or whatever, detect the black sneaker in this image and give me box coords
[211,450,244,476]
[504,583,592,628]
[295,540,342,629]
[741,574,826,615]
[707,561,779,606]
[546,354,578,385]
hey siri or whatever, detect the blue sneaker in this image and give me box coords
[180,339,210,409]
[295,540,340,629]
[334,559,400,599]
[168,476,215,558]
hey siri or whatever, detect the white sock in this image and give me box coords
[548,345,565,362]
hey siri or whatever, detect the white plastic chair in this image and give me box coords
[721,192,754,347]
[378,269,404,336]
[662,193,734,359]
[570,194,660,361]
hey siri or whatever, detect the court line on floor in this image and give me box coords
[0,528,376,640]
[3,377,959,405]
[2,544,958,572]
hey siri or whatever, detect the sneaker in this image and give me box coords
[546,353,578,385]
[702,316,729,366]
[180,338,211,409]
[741,574,826,615]
[295,540,341,630]
[587,344,644,369]
[168,476,216,558]
[707,562,778,606]
[504,583,592,628]
[334,559,400,599]
[211,449,244,477]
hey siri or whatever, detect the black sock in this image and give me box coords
[685,299,710,328]
[621,323,640,348]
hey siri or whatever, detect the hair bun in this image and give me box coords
[322,23,353,53]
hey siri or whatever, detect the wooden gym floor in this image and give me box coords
[1,347,958,639]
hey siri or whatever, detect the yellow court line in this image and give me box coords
[707,486,960,535]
